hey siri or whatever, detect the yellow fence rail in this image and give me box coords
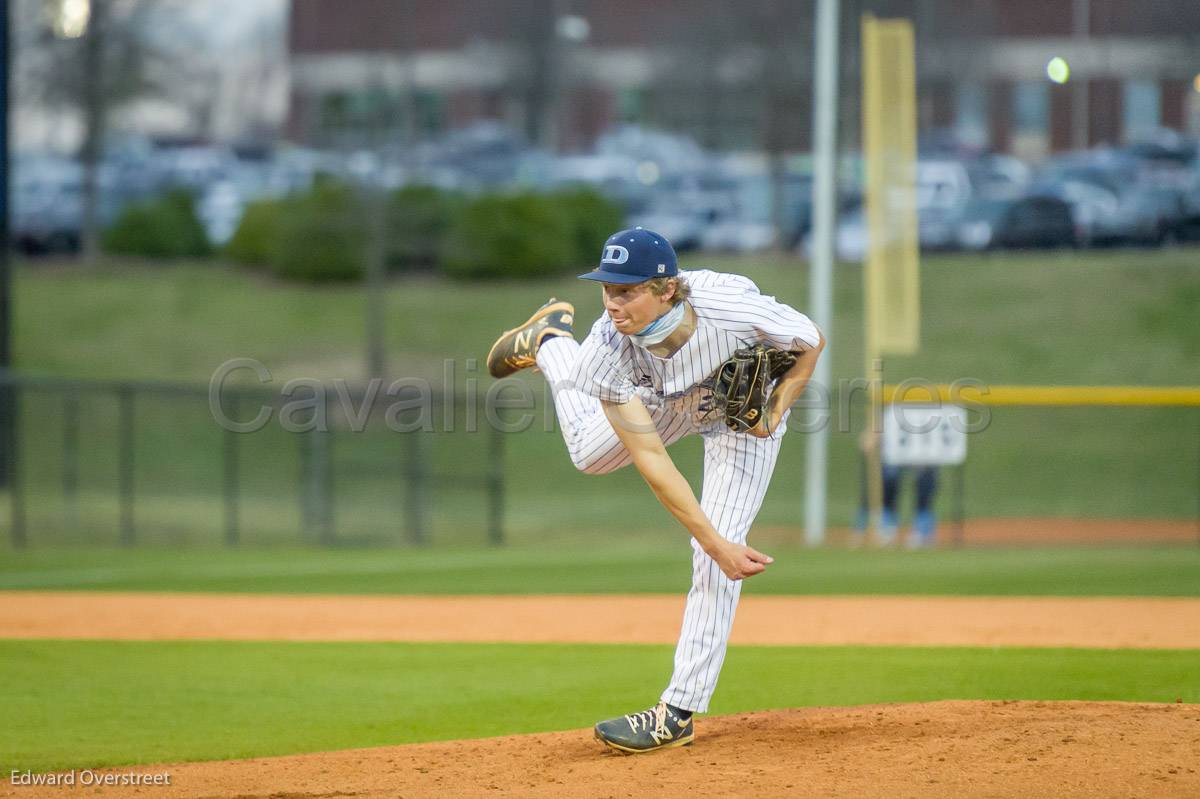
[883,385,1200,407]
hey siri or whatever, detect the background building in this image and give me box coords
[288,0,1200,157]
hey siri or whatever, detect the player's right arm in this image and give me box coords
[602,396,773,581]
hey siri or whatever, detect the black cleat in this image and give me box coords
[594,702,695,754]
[486,299,575,378]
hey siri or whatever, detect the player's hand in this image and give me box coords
[747,403,781,438]
[747,420,772,438]
[708,541,774,580]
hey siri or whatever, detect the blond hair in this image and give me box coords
[644,276,690,306]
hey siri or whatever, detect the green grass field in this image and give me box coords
[3,543,1199,595]
[4,639,1197,772]
[15,250,1200,385]
[3,542,1198,772]
[4,252,1198,777]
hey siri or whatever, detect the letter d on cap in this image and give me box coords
[601,245,629,264]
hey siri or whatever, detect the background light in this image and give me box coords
[635,160,660,186]
[1193,74,1200,94]
[555,15,590,43]
[51,0,91,38]
[1046,57,1070,84]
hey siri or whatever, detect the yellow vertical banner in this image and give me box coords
[862,15,920,358]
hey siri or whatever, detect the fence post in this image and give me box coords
[298,428,313,540]
[223,394,239,547]
[322,428,336,546]
[299,426,335,545]
[62,391,79,532]
[117,385,135,546]
[488,423,505,546]
[307,426,335,546]
[953,462,965,548]
[6,382,24,547]
[405,430,429,545]
[0,384,13,491]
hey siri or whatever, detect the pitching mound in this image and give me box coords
[8,701,1197,798]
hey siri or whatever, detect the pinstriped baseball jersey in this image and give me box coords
[534,268,821,714]
[569,269,821,431]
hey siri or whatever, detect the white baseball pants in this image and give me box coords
[537,336,783,713]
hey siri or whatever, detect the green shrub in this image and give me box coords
[443,193,575,280]
[223,198,283,267]
[385,185,464,271]
[102,190,211,259]
[271,182,367,282]
[552,187,625,266]
[227,183,621,282]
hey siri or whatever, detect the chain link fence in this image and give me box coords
[0,370,506,548]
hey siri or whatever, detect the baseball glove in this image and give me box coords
[710,344,797,433]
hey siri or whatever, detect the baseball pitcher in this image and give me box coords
[486,228,825,754]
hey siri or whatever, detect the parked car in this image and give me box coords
[13,171,83,253]
[1032,180,1120,246]
[1039,150,1139,197]
[802,201,959,262]
[148,143,236,193]
[1114,185,1189,245]
[915,160,974,249]
[1065,183,1190,246]
[714,159,814,247]
[626,204,709,251]
[916,159,972,213]
[12,156,122,254]
[799,204,869,262]
[699,216,777,252]
[966,153,1031,200]
[1174,177,1200,242]
[918,205,962,251]
[956,195,1078,251]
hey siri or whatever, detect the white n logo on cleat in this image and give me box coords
[649,727,673,745]
[514,330,533,351]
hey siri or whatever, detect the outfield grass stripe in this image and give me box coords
[3,544,1199,596]
[2,640,1198,773]
[0,547,666,588]
[4,592,1200,649]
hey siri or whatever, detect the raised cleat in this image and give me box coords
[486,299,575,378]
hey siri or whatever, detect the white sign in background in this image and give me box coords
[882,404,968,466]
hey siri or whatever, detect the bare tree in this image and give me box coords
[19,0,172,258]
[361,56,392,382]
[740,0,812,249]
[78,0,107,260]
[654,0,812,245]
[517,0,558,148]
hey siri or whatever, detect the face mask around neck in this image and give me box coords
[628,300,686,347]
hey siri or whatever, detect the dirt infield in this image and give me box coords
[4,701,1197,798]
[4,591,1199,648]
[952,518,1198,545]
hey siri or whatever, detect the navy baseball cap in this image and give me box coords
[578,227,678,284]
